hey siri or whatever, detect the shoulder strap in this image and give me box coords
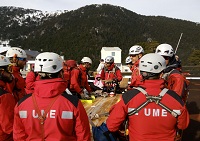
[133,87,148,96]
[32,94,60,140]
[128,87,179,118]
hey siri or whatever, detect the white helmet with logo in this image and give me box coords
[105,56,114,63]
[0,55,11,66]
[34,52,64,73]
[139,53,166,73]
[129,45,144,55]
[81,57,92,64]
[125,56,132,64]
[155,43,174,57]
[6,47,27,58]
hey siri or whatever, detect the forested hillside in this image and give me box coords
[1,4,200,69]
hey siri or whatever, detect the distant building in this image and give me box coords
[101,47,122,70]
[101,47,122,63]
[100,47,132,72]
[25,49,40,60]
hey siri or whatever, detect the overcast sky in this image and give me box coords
[1,0,200,23]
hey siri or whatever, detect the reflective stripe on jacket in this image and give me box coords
[13,78,91,141]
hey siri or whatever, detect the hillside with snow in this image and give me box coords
[1,4,200,67]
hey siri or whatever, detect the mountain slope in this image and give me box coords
[1,4,200,69]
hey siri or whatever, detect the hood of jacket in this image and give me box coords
[34,78,67,98]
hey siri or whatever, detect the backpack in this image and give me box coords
[92,122,118,141]
[63,60,79,88]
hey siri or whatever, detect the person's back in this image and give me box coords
[13,52,91,141]
[106,53,189,141]
[120,81,188,140]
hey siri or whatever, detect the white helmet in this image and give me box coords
[34,52,64,73]
[125,56,132,64]
[105,56,114,63]
[155,43,174,57]
[0,55,11,66]
[81,57,92,64]
[129,45,144,55]
[139,53,166,73]
[6,47,27,58]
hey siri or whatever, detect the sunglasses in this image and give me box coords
[130,54,137,57]
[18,58,27,61]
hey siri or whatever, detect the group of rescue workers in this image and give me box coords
[0,43,189,141]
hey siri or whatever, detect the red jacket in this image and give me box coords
[78,65,92,93]
[100,63,122,82]
[129,60,143,88]
[12,66,26,101]
[13,78,91,141]
[107,79,189,141]
[165,69,189,97]
[69,68,83,94]
[25,71,40,94]
[0,82,16,141]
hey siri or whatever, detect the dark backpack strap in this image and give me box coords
[128,88,179,118]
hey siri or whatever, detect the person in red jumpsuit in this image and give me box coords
[69,57,92,99]
[0,55,16,141]
[25,64,40,94]
[155,43,189,102]
[125,56,133,70]
[6,47,27,101]
[128,45,144,89]
[106,53,189,141]
[13,52,91,141]
[100,56,122,94]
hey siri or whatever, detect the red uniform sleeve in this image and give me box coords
[115,69,122,82]
[167,74,185,97]
[25,71,36,94]
[13,104,27,140]
[100,69,105,80]
[177,106,190,129]
[106,100,127,132]
[75,101,91,141]
[129,67,141,87]
[84,79,92,93]
[0,94,16,135]
[13,70,26,99]
[70,69,83,94]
